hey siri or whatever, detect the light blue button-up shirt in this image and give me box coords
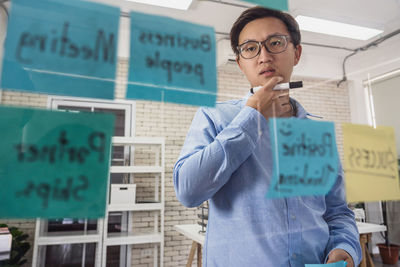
[173,94,362,267]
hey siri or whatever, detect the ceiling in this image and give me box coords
[93,0,400,57]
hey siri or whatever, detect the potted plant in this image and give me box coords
[0,224,31,267]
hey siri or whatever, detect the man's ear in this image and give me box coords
[236,56,243,71]
[294,44,302,66]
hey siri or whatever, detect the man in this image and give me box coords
[173,6,361,267]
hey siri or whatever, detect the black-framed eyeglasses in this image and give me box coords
[237,35,291,59]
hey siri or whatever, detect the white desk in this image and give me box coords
[174,224,205,245]
[174,224,205,267]
[356,222,387,267]
[356,222,386,234]
[175,223,387,267]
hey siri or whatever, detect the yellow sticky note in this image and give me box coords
[342,123,400,203]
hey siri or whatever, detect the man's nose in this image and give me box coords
[258,45,273,64]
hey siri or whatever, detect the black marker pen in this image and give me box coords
[250,81,303,94]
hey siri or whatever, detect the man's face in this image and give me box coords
[236,17,302,87]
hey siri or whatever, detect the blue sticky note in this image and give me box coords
[127,12,217,107]
[0,105,115,219]
[305,260,348,267]
[267,118,339,198]
[242,0,288,11]
[1,0,119,99]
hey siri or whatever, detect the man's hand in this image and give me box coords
[246,76,292,120]
[326,249,354,267]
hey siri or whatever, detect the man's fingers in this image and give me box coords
[327,249,354,264]
[247,76,294,119]
[327,259,352,267]
[272,92,289,101]
[257,76,284,93]
[278,90,289,99]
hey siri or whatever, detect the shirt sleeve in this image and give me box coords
[323,164,362,266]
[173,105,268,207]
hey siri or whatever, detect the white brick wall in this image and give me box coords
[0,60,351,267]
[1,90,47,108]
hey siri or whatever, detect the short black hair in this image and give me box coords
[230,6,301,57]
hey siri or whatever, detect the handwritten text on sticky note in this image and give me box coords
[1,0,119,99]
[342,123,400,203]
[267,118,338,198]
[127,12,217,106]
[0,106,115,218]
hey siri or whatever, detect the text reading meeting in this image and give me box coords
[15,22,115,65]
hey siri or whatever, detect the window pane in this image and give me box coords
[106,245,121,267]
[44,243,96,267]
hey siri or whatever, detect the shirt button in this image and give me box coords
[291,215,296,220]
[292,253,297,259]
